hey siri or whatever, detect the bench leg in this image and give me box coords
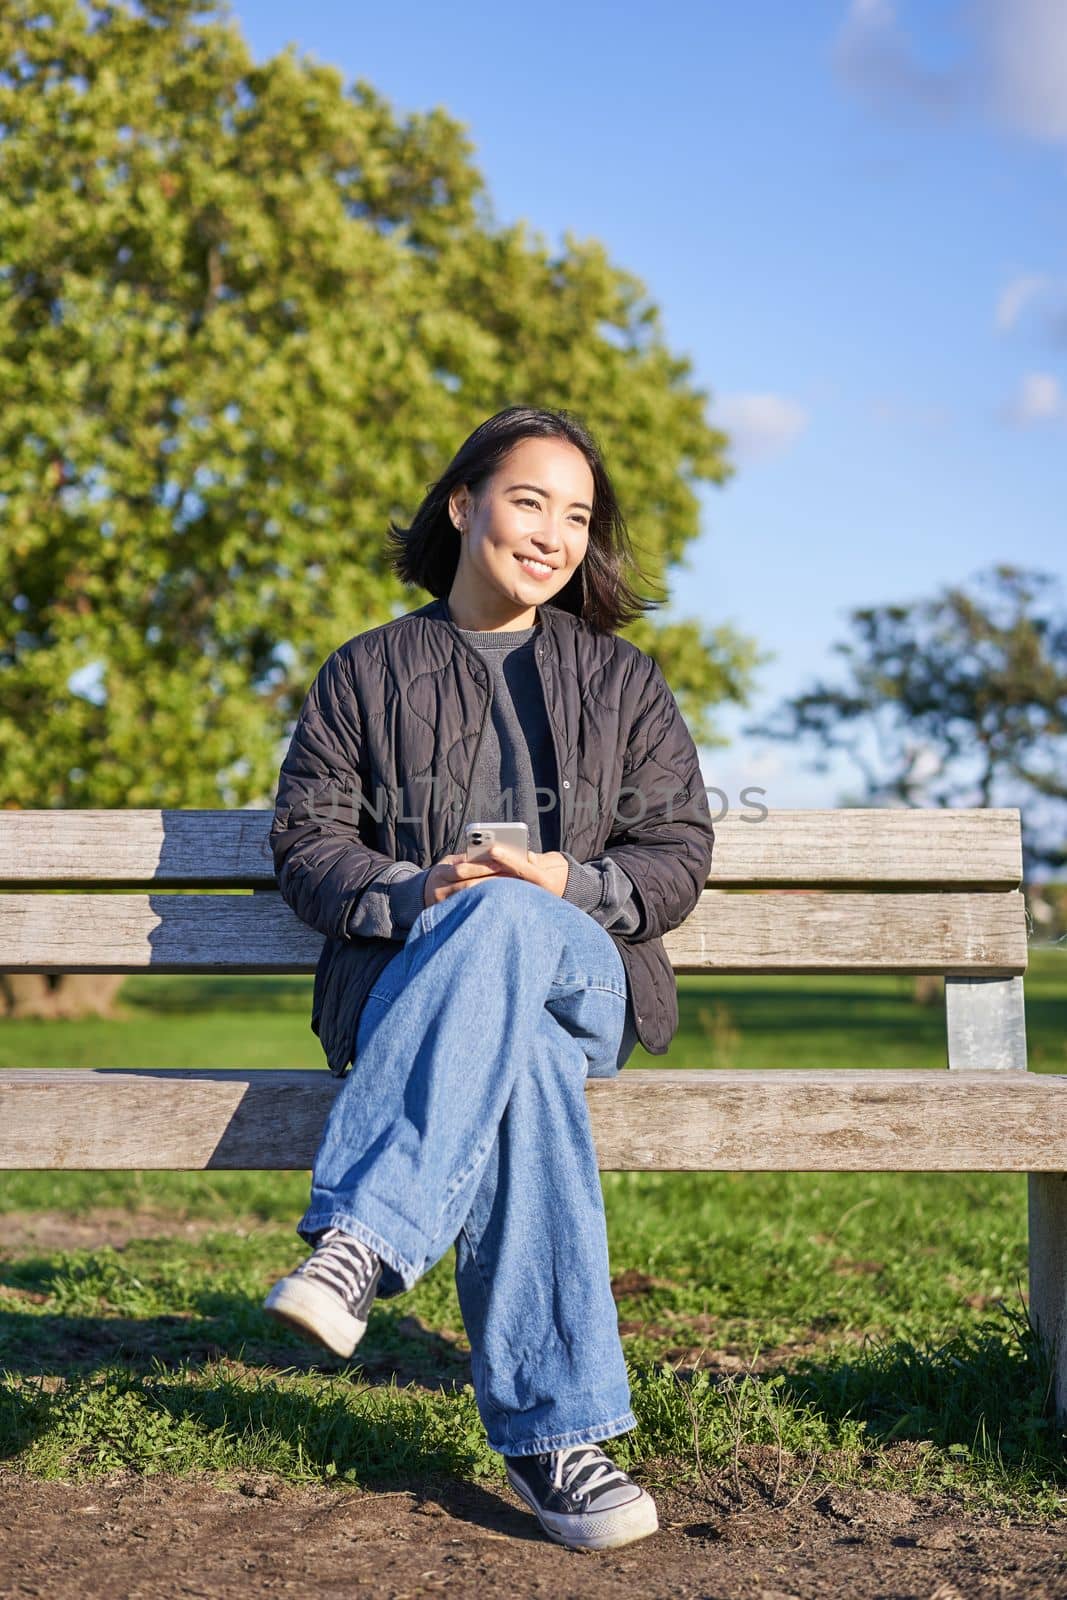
[1028,1174,1067,1422]
[945,978,1059,1414]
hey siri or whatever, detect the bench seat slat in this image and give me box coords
[0,808,1023,888]
[0,1068,1060,1172]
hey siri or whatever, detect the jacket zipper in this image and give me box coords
[443,621,494,855]
[448,688,492,853]
[534,636,569,852]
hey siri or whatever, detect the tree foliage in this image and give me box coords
[746,564,1067,875]
[0,0,758,814]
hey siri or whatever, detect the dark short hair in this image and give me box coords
[385,405,661,632]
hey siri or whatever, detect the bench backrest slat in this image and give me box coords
[0,808,1024,888]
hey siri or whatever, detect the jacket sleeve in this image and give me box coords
[598,657,715,943]
[560,851,643,935]
[344,861,431,940]
[270,648,409,942]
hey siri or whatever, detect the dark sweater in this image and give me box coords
[346,618,642,939]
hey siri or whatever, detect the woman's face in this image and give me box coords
[446,436,594,629]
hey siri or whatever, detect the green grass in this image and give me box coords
[1,948,1065,1512]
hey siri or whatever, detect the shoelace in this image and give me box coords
[549,1445,630,1502]
[299,1228,378,1316]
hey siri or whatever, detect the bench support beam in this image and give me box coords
[1028,1175,1067,1422]
[945,975,1027,1071]
[946,976,1064,1420]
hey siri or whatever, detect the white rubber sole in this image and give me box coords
[506,1467,660,1551]
[263,1275,366,1359]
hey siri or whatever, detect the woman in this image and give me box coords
[265,405,715,1552]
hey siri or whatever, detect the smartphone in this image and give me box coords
[465,821,530,863]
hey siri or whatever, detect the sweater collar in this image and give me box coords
[419,594,566,655]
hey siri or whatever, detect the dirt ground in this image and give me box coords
[1,1469,1065,1599]
[3,1210,1067,1596]
[0,1209,260,1254]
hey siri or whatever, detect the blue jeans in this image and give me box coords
[298,875,640,1457]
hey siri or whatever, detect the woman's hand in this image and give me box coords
[422,853,502,906]
[422,845,570,906]
[474,842,570,898]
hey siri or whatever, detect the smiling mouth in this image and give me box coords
[515,555,557,574]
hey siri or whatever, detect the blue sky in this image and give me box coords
[229,0,1067,811]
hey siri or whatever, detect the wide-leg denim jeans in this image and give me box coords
[298,875,641,1457]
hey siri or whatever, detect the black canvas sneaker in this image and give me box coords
[504,1443,659,1551]
[263,1228,382,1358]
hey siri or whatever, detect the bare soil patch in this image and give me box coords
[1,1468,1064,1599]
[0,1209,260,1255]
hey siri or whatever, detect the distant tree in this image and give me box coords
[0,0,761,1016]
[745,564,1067,879]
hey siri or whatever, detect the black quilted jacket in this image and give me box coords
[270,595,715,1075]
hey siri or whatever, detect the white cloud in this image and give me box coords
[834,0,1067,146]
[995,272,1053,331]
[697,741,843,812]
[711,392,810,465]
[971,0,1067,143]
[994,272,1067,346]
[1002,370,1067,424]
[712,733,890,811]
[832,0,968,122]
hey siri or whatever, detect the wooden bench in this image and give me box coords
[2,806,1063,1414]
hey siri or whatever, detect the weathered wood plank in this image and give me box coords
[0,1068,1062,1171]
[704,806,1022,888]
[0,808,1023,888]
[0,810,276,887]
[0,889,1028,974]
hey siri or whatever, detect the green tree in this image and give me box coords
[746,564,1067,878]
[0,0,761,1013]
